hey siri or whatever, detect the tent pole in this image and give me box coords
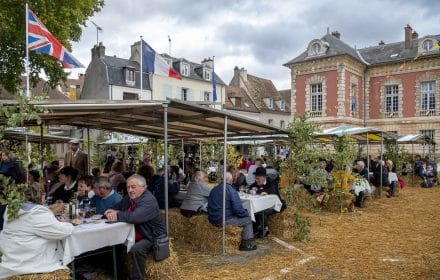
[412,143,414,188]
[380,132,383,198]
[222,116,228,255]
[181,138,185,174]
[163,103,169,235]
[199,140,202,171]
[366,132,370,172]
[40,124,44,169]
[87,128,91,175]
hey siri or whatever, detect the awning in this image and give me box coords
[397,134,436,145]
[314,125,399,143]
[2,128,73,144]
[0,99,286,139]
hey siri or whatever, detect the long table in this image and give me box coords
[239,193,283,222]
[62,221,135,279]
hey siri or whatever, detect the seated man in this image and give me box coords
[250,167,279,237]
[353,160,369,181]
[208,172,257,251]
[180,171,211,217]
[0,193,74,278]
[104,174,166,280]
[91,176,122,215]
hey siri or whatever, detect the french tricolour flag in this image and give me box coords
[141,40,181,79]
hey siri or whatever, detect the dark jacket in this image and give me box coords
[208,182,249,225]
[354,167,369,181]
[148,175,180,209]
[371,165,390,187]
[250,177,278,195]
[114,190,166,243]
[51,182,78,203]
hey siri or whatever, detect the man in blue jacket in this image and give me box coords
[208,172,256,251]
[105,174,166,280]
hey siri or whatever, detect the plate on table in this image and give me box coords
[90,214,103,220]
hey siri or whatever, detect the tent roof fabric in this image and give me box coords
[0,99,286,140]
[3,128,73,144]
[397,134,436,144]
[314,125,399,143]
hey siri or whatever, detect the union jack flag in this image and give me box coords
[27,8,84,68]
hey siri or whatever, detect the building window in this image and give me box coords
[125,68,135,86]
[312,43,321,54]
[204,91,211,102]
[420,81,436,116]
[280,120,285,129]
[423,40,433,52]
[203,68,211,81]
[385,85,399,118]
[280,100,286,111]
[181,63,190,76]
[310,83,323,116]
[181,88,188,101]
[268,119,274,126]
[267,98,273,109]
[350,85,358,117]
[123,92,139,100]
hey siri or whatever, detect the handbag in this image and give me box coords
[153,234,170,261]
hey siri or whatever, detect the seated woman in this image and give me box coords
[51,166,78,203]
[386,160,398,197]
[108,161,126,193]
[0,190,74,278]
[180,171,211,217]
[28,170,45,204]
[148,167,181,209]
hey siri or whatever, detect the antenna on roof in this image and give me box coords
[90,20,102,45]
[168,35,172,56]
[326,27,330,34]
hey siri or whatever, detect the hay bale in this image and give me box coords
[9,269,70,279]
[165,208,188,240]
[145,242,182,280]
[185,215,242,255]
[268,209,295,240]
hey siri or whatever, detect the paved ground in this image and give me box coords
[179,186,440,280]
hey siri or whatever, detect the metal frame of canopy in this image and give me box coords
[0,98,286,255]
[397,134,436,188]
[314,125,400,198]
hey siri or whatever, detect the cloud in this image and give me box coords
[70,0,439,90]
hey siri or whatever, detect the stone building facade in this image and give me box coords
[285,25,440,150]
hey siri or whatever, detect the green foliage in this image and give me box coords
[293,208,311,242]
[330,135,358,171]
[9,141,55,169]
[0,175,27,221]
[285,114,329,186]
[384,140,411,173]
[0,0,104,94]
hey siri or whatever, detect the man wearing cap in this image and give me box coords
[64,139,88,177]
[250,166,279,237]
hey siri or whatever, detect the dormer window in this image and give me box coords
[423,39,433,52]
[125,67,135,86]
[280,100,286,111]
[181,62,190,76]
[312,43,321,54]
[165,58,173,66]
[265,98,273,109]
[203,68,211,81]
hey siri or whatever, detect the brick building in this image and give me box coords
[284,25,440,148]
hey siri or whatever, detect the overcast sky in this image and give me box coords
[70,0,439,89]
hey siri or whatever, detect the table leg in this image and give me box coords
[70,260,75,280]
[262,212,265,240]
[112,245,118,280]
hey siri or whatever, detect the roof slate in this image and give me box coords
[101,56,151,90]
[285,33,440,67]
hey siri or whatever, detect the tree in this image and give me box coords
[0,0,104,94]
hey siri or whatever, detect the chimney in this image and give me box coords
[91,42,105,60]
[201,57,213,68]
[379,40,385,46]
[331,31,341,39]
[412,30,418,40]
[404,24,413,49]
[239,67,247,82]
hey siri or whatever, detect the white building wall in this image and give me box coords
[109,85,152,100]
[152,74,225,109]
[225,110,292,129]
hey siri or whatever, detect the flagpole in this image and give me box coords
[212,55,217,106]
[25,3,30,98]
[140,35,143,99]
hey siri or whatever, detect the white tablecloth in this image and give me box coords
[62,221,135,265]
[350,179,373,196]
[239,194,283,222]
